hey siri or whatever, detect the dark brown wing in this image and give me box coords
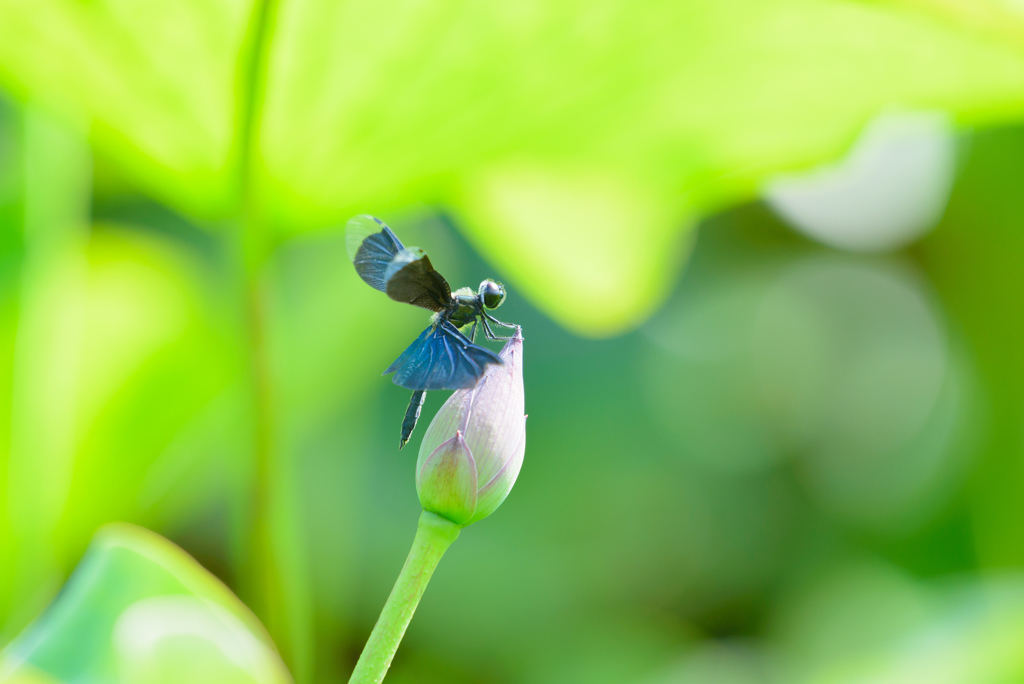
[384,248,452,312]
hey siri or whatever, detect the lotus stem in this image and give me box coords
[349,511,461,684]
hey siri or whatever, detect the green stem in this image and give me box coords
[349,512,462,684]
[230,0,305,672]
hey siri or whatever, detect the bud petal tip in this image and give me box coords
[416,431,478,525]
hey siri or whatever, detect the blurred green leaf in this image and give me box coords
[0,106,244,644]
[1,106,91,641]
[260,0,1024,333]
[774,565,1024,684]
[0,0,248,217]
[1,223,242,639]
[0,523,291,684]
[62,226,238,536]
[3,2,1024,332]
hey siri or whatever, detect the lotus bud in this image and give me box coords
[416,328,526,526]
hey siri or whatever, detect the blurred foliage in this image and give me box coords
[2,2,1024,684]
[0,524,291,684]
[4,1,1024,331]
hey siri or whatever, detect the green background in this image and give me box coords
[4,1,1024,682]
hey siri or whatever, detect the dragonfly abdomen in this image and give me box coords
[400,390,427,449]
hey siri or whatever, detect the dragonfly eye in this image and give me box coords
[480,279,506,309]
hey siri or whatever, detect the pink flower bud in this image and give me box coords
[416,329,526,525]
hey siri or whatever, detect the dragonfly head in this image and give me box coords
[479,279,506,309]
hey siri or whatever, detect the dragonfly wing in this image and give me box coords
[384,249,452,311]
[385,320,502,390]
[346,215,405,292]
[383,325,433,379]
[346,215,452,311]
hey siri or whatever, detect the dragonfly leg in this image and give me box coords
[468,321,478,343]
[481,317,514,341]
[481,312,517,340]
[400,390,427,449]
[483,311,518,329]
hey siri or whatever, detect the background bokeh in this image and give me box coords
[3,2,1024,683]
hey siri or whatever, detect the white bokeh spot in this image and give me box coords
[765,111,957,252]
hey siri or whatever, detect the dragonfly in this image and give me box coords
[346,215,519,448]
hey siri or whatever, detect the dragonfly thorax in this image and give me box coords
[444,279,505,327]
[446,291,483,327]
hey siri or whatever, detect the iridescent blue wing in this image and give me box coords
[346,215,451,311]
[346,215,404,291]
[384,320,502,390]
